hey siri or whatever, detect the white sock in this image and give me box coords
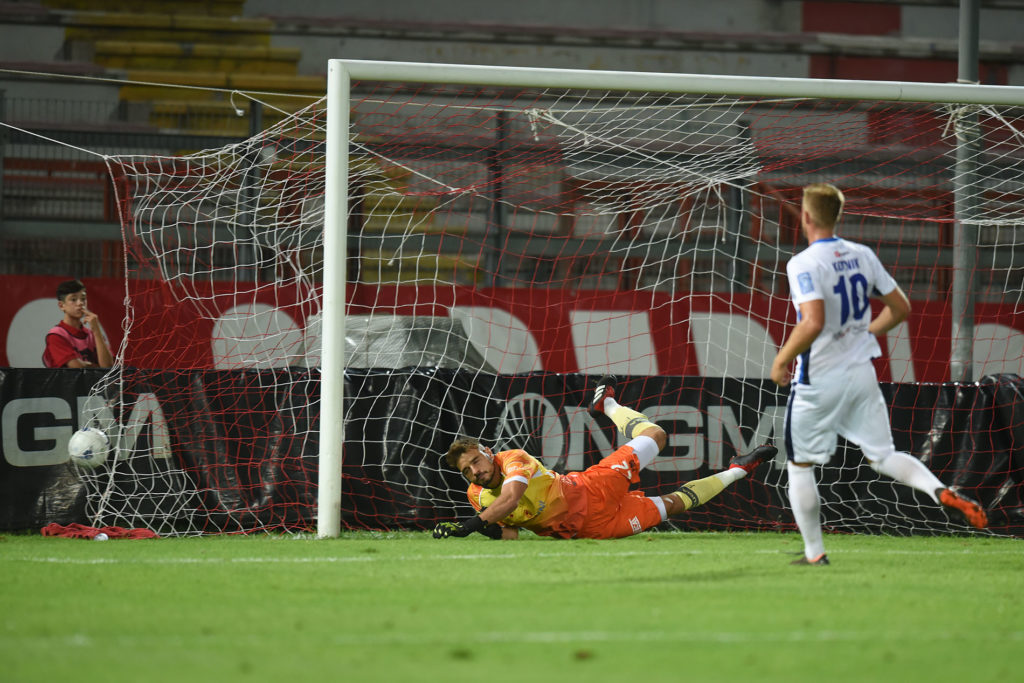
[603,397,622,418]
[714,468,746,487]
[627,435,659,470]
[871,452,943,503]
[787,462,825,559]
[648,495,668,522]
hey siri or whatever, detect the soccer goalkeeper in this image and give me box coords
[433,376,776,540]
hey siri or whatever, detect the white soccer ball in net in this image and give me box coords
[68,427,110,468]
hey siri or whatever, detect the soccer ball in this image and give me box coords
[68,427,109,468]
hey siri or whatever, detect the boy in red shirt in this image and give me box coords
[435,376,775,540]
[42,279,113,369]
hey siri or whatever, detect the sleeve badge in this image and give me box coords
[797,272,814,294]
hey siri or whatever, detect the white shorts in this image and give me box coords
[784,360,897,465]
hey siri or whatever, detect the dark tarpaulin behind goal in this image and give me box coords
[1,367,1022,536]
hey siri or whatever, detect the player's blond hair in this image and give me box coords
[445,436,483,468]
[802,183,845,230]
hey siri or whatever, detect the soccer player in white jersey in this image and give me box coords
[770,183,987,566]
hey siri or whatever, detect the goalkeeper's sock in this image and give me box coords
[628,435,660,471]
[871,451,943,503]
[671,474,726,512]
[604,398,658,440]
[714,467,746,487]
[787,462,826,560]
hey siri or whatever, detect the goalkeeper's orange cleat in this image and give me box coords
[728,444,778,474]
[589,375,617,415]
[939,488,988,529]
[791,553,830,566]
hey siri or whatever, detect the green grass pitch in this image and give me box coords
[2,530,1021,682]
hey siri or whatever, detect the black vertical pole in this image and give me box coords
[485,110,507,287]
[951,0,980,382]
[242,99,264,282]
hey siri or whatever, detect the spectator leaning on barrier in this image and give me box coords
[42,279,113,369]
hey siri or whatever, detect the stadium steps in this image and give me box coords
[1,158,115,223]
[146,99,303,136]
[62,11,274,45]
[48,5,323,133]
[349,160,473,283]
[356,167,442,235]
[10,3,458,283]
[254,155,466,283]
[42,0,245,17]
[91,40,301,75]
[115,70,324,105]
[360,198,440,233]
[358,251,480,285]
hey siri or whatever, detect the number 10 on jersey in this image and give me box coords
[833,274,870,325]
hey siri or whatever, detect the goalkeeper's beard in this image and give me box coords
[471,468,500,488]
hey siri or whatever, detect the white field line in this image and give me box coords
[6,628,1024,648]
[5,546,1022,565]
[339,628,1024,646]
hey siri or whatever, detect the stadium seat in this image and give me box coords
[49,3,320,135]
[93,40,300,75]
[43,0,244,17]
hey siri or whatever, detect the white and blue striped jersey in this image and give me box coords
[785,237,897,384]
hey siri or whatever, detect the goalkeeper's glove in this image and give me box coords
[432,515,502,539]
[480,522,504,540]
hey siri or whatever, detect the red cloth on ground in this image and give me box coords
[40,522,158,539]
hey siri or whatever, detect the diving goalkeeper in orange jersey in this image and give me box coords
[433,376,777,540]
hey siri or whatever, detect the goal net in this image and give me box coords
[77,62,1024,537]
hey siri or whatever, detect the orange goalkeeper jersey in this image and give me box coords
[465,449,586,538]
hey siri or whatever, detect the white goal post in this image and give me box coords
[319,59,1024,538]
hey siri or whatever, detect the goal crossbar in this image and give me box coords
[335,59,1024,105]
